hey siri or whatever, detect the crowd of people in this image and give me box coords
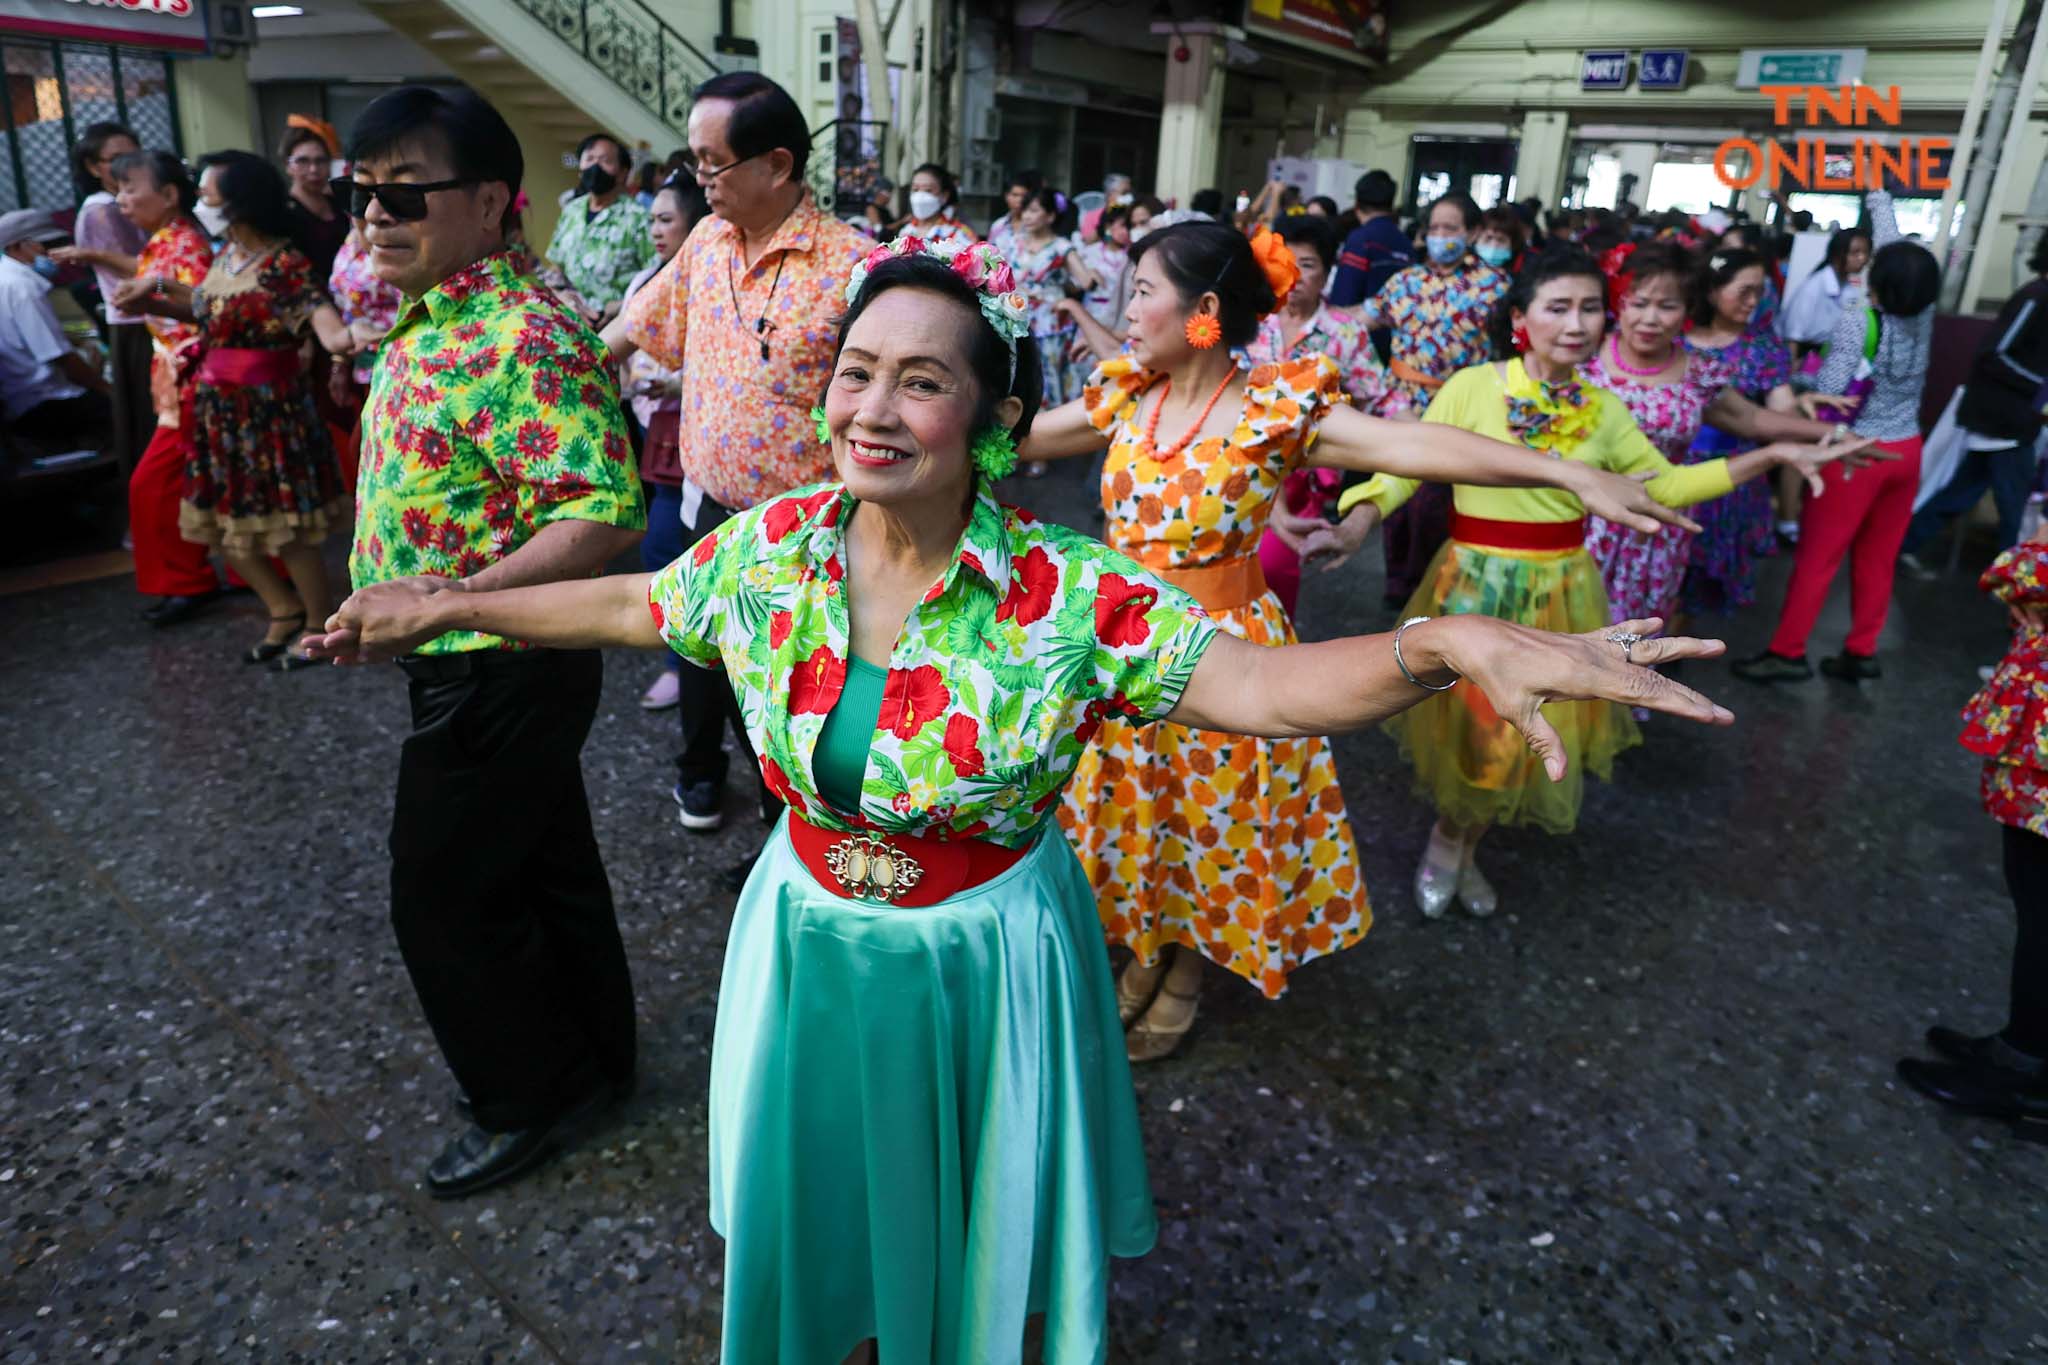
[4,63,2046,1365]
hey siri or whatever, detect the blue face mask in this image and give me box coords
[1476,241,1514,268]
[30,254,59,279]
[1425,235,1467,265]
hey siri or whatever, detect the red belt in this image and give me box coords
[1450,511,1586,551]
[198,347,301,386]
[787,810,1030,906]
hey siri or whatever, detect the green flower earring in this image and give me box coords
[970,425,1019,481]
[809,405,831,445]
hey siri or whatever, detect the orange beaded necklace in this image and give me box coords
[1141,365,1240,459]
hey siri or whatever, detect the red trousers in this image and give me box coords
[1766,433,1922,659]
[129,423,219,597]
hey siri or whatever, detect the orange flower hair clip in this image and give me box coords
[1247,228,1302,315]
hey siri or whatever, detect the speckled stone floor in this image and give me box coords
[3,461,2044,1363]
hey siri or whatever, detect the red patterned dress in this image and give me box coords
[180,241,345,554]
[1961,543,2048,836]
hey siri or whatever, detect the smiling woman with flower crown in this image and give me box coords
[309,232,1746,1365]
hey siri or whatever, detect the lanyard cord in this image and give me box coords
[729,246,788,361]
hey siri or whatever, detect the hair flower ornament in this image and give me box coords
[844,237,1031,384]
[1246,227,1302,314]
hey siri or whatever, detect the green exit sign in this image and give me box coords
[1736,47,1867,89]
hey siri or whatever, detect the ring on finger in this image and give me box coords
[1607,630,1644,665]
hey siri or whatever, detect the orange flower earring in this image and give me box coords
[1184,313,1222,349]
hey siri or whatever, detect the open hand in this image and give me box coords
[1266,501,1327,556]
[1784,434,1881,497]
[1575,467,1702,535]
[1299,504,1379,574]
[1435,615,1733,781]
[1796,392,1860,421]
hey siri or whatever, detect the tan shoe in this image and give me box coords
[1115,957,1166,1027]
[1125,983,1200,1063]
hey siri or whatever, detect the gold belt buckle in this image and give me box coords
[824,833,924,903]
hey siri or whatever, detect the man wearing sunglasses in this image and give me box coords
[331,86,646,1199]
[601,72,868,871]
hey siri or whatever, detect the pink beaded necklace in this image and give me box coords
[1606,334,1678,379]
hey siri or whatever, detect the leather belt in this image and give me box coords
[787,809,1030,906]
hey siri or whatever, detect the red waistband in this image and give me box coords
[1450,511,1586,551]
[787,810,1030,906]
[198,347,301,386]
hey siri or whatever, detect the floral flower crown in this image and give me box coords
[844,236,1030,384]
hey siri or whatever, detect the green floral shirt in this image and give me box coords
[544,195,656,310]
[647,482,1219,847]
[350,250,646,654]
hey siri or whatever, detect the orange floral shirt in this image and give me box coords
[136,217,213,427]
[620,191,870,511]
[1082,354,1347,571]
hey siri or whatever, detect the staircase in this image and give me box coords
[360,0,720,153]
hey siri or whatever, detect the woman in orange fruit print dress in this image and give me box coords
[1018,221,1709,1059]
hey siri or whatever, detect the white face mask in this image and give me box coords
[909,191,944,221]
[193,202,229,238]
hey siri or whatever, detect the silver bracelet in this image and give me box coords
[1394,615,1458,692]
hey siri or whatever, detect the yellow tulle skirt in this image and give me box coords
[1384,541,1640,835]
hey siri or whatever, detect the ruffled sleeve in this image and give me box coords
[1081,355,1153,434]
[1244,352,1347,464]
[1960,543,2048,772]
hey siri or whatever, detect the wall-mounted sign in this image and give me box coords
[1581,50,1630,91]
[1735,48,1867,90]
[1244,0,1389,67]
[1638,49,1688,91]
[0,0,207,52]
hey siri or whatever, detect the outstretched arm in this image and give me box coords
[1015,395,1110,462]
[303,570,663,664]
[1304,402,1703,535]
[1169,614,1732,780]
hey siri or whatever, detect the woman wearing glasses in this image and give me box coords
[116,152,357,672]
[280,120,346,283]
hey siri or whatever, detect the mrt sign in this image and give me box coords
[1581,51,1630,90]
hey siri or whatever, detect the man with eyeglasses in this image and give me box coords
[333,85,646,1199]
[601,71,867,862]
[541,131,654,325]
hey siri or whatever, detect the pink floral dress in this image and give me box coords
[1582,346,1732,624]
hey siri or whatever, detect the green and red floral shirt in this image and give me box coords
[350,250,646,654]
[648,481,1219,847]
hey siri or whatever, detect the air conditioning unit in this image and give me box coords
[971,104,1000,141]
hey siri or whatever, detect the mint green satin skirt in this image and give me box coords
[710,818,1157,1364]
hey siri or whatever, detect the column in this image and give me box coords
[1512,110,1570,210]
[1153,26,1227,207]
[1614,141,1659,209]
[174,52,255,156]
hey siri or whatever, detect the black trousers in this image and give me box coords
[13,390,113,447]
[2001,824,2048,1058]
[390,648,635,1131]
[108,322,153,474]
[674,494,760,791]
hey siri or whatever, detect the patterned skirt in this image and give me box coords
[181,370,345,555]
[1682,426,1777,614]
[1058,574,1371,999]
[1584,515,1691,627]
[1386,541,1640,835]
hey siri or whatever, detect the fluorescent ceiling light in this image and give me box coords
[251,5,304,17]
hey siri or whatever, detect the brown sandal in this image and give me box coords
[1125,982,1200,1064]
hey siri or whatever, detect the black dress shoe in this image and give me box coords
[1897,1057,2048,1121]
[720,850,761,895]
[1819,651,1882,682]
[425,1083,619,1199]
[143,590,221,627]
[1925,1026,2048,1078]
[1731,650,1814,684]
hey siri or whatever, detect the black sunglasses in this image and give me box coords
[331,176,473,221]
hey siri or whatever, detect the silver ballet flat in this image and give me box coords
[1457,859,1498,917]
[1413,852,1457,919]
